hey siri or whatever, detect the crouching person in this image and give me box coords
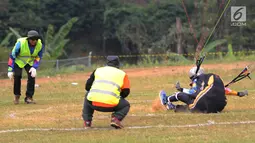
[82,56,130,129]
[159,67,227,113]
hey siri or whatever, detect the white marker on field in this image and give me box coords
[71,83,78,85]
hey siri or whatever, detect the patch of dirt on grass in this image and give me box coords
[151,98,166,112]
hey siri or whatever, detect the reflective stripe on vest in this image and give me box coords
[14,37,42,68]
[93,80,121,92]
[87,66,126,105]
[89,89,120,99]
[16,56,36,65]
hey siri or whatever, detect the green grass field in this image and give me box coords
[0,61,255,143]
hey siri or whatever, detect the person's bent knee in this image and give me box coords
[124,100,130,108]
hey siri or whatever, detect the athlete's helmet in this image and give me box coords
[189,66,205,79]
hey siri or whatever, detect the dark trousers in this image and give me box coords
[82,93,130,121]
[173,87,226,113]
[13,63,35,97]
[173,92,195,105]
[189,90,226,113]
[171,88,226,113]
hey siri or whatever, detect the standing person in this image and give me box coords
[82,56,130,129]
[7,30,44,104]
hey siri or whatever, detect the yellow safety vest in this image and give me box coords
[87,66,126,105]
[14,37,42,68]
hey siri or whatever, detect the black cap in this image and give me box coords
[27,30,40,39]
[106,55,120,68]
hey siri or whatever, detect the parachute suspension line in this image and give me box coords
[181,0,209,60]
[202,0,231,52]
[181,0,231,60]
[181,0,199,44]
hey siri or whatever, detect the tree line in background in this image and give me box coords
[0,0,254,62]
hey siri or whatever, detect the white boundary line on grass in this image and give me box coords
[1,120,255,133]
